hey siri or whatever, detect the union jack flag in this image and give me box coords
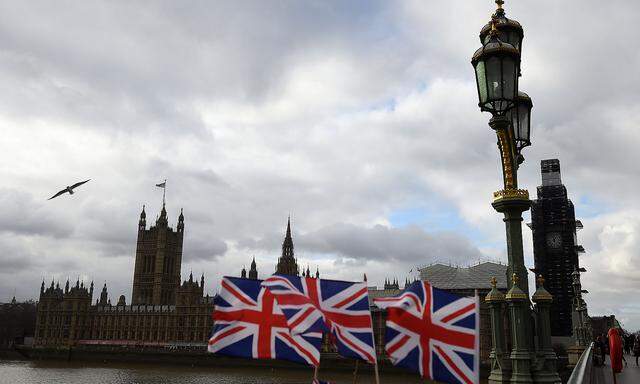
[208,276,321,366]
[263,275,376,363]
[374,280,480,384]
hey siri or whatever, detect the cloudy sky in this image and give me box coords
[2,1,640,328]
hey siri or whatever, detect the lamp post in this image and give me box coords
[472,0,532,293]
[472,1,541,383]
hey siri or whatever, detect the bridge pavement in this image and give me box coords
[596,353,640,384]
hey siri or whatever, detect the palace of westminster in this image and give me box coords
[33,159,591,362]
[34,203,327,348]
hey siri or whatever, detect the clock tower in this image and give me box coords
[530,159,584,337]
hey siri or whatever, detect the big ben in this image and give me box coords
[530,159,584,337]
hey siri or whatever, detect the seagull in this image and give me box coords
[48,179,91,200]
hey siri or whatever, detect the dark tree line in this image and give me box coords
[0,299,37,347]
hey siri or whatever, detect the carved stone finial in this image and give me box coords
[511,273,519,286]
[496,0,504,9]
[537,274,545,287]
[490,276,498,288]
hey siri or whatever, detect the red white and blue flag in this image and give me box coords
[262,275,377,364]
[208,276,321,366]
[374,281,480,384]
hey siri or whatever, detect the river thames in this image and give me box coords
[0,359,431,384]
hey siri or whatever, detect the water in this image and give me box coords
[0,360,428,384]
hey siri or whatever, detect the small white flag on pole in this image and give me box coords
[156,180,167,204]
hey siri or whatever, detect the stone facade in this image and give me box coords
[35,206,212,347]
[132,205,184,305]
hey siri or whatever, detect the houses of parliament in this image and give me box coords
[34,204,306,347]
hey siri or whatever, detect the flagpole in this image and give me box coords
[374,361,380,384]
[313,364,319,382]
[352,359,359,384]
[474,289,480,384]
[163,179,166,205]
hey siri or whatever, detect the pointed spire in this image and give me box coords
[276,216,298,275]
[363,273,367,282]
[157,200,168,226]
[249,257,258,280]
[139,205,147,230]
[200,273,204,288]
[189,271,193,283]
[177,208,184,232]
[315,266,319,279]
[65,279,70,294]
[40,280,45,294]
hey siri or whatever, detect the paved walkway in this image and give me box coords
[596,354,640,384]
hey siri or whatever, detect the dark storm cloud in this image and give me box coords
[0,255,34,274]
[183,236,228,262]
[299,223,482,264]
[0,189,72,238]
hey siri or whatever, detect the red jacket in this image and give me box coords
[609,328,624,373]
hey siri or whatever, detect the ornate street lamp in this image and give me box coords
[472,2,561,384]
[511,91,532,156]
[471,24,520,117]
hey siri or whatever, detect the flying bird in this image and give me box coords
[48,179,91,200]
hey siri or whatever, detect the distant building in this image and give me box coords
[0,297,37,347]
[530,159,585,337]
[35,205,213,347]
[591,315,620,339]
[34,210,312,348]
[132,204,184,305]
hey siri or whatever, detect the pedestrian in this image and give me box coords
[609,327,624,384]
[633,333,640,366]
[604,333,610,363]
[594,336,604,366]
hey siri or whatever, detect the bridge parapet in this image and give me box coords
[567,342,593,384]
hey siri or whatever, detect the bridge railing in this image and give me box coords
[567,342,594,384]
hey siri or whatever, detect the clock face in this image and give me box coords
[546,232,562,250]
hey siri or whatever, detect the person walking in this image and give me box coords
[594,336,604,366]
[633,333,640,366]
[609,327,624,384]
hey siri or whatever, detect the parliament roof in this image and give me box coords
[418,262,508,290]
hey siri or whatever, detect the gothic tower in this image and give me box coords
[249,257,258,280]
[275,217,299,276]
[530,159,584,336]
[131,204,184,305]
